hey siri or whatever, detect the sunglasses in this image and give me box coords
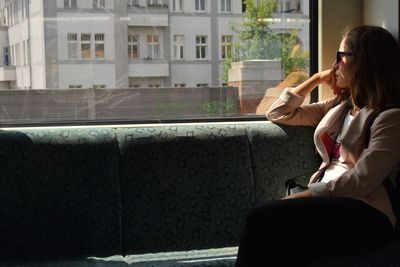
[336,51,353,65]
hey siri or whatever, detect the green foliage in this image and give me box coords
[221,0,309,82]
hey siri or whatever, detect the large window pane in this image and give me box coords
[0,0,312,125]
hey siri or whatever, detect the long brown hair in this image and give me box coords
[343,25,400,109]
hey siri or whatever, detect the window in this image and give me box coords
[67,33,78,59]
[26,39,30,65]
[196,83,208,87]
[147,0,159,7]
[221,0,231,12]
[195,0,206,11]
[196,35,207,59]
[128,34,139,59]
[221,35,232,59]
[81,33,91,59]
[15,43,20,66]
[147,35,159,59]
[93,0,105,8]
[64,0,77,8]
[278,1,291,12]
[173,35,184,60]
[24,0,29,18]
[22,41,26,65]
[69,85,83,89]
[0,0,314,125]
[172,0,183,11]
[128,0,139,7]
[95,34,105,59]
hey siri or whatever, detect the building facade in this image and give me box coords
[0,0,309,90]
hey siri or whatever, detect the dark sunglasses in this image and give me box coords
[336,51,353,64]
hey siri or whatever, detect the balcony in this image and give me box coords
[128,60,169,77]
[0,66,16,81]
[126,7,168,27]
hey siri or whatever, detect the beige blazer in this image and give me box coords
[266,88,400,226]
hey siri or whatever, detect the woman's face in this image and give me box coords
[335,38,353,89]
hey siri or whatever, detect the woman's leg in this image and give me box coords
[234,197,393,267]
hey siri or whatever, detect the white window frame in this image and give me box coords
[221,0,231,12]
[195,0,206,12]
[64,0,77,8]
[95,33,105,59]
[93,0,105,8]
[196,35,207,60]
[173,35,184,60]
[128,34,139,59]
[81,33,92,59]
[172,0,183,12]
[221,35,232,59]
[147,35,159,59]
[67,33,78,59]
[147,0,159,7]
[128,0,139,7]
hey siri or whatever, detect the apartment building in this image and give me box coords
[0,0,309,90]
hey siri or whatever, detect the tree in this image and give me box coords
[221,0,309,82]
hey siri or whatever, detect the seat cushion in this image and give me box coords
[0,128,122,260]
[117,125,254,254]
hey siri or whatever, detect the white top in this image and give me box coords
[320,110,355,183]
[309,110,355,195]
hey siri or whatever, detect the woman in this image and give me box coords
[235,25,400,267]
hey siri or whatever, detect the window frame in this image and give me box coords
[0,0,318,127]
[195,0,206,12]
[128,34,139,59]
[195,35,207,60]
[173,35,184,60]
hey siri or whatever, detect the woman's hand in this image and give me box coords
[292,68,339,97]
[283,190,313,199]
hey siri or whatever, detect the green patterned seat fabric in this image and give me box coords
[116,125,254,255]
[246,123,321,202]
[0,128,122,260]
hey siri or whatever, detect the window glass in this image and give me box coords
[0,0,312,126]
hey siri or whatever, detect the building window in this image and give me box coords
[128,34,139,59]
[24,0,29,18]
[64,0,77,8]
[172,0,183,11]
[195,0,205,11]
[173,35,184,60]
[149,83,161,88]
[93,0,105,8]
[26,39,30,65]
[278,1,291,12]
[196,83,208,87]
[93,84,106,89]
[196,35,207,59]
[15,43,20,66]
[221,0,231,12]
[128,0,139,7]
[147,0,159,7]
[67,33,78,59]
[221,35,232,59]
[95,33,105,59]
[81,33,91,59]
[147,35,159,59]
[69,85,83,89]
[242,0,246,12]
[175,83,186,87]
